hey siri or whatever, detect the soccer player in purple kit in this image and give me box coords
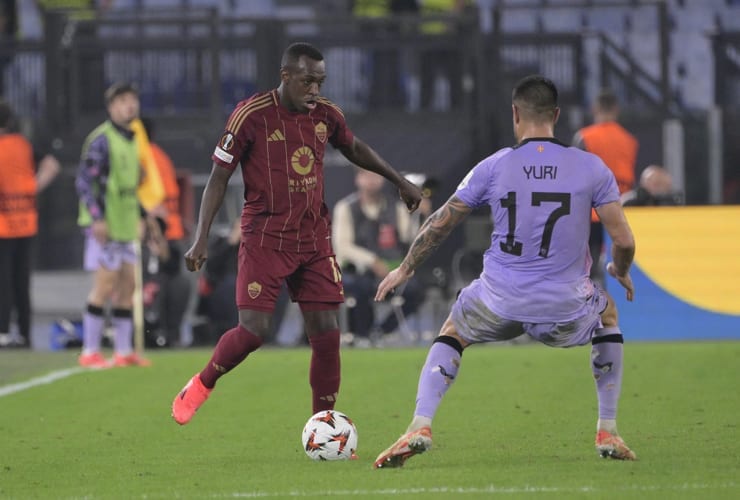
[373,75,637,468]
[172,42,422,425]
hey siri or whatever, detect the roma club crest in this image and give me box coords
[315,122,327,143]
[247,281,262,299]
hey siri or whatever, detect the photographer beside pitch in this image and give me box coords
[373,75,637,468]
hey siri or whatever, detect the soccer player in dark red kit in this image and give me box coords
[172,42,422,425]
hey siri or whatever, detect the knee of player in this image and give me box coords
[89,284,116,304]
[238,309,272,337]
[600,298,619,328]
[302,308,339,335]
[438,319,469,350]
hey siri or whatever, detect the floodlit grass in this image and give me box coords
[1,342,738,499]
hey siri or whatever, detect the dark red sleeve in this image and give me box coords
[211,99,257,170]
[327,105,354,150]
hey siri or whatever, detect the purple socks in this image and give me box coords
[591,327,624,420]
[414,337,463,419]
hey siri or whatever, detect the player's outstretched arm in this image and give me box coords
[596,201,636,301]
[376,195,472,301]
[184,163,232,272]
[338,137,422,212]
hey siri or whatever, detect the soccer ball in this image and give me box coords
[301,410,358,461]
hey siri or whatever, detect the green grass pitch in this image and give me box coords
[1,341,738,499]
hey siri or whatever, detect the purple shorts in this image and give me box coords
[450,279,610,348]
[83,233,137,271]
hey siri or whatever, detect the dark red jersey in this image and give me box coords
[212,90,354,252]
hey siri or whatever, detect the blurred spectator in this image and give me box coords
[0,99,61,348]
[621,165,683,207]
[419,0,469,111]
[333,168,430,345]
[140,117,184,241]
[193,218,239,345]
[139,117,191,348]
[141,214,191,347]
[353,0,418,108]
[572,89,638,287]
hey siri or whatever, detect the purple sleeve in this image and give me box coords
[75,134,110,220]
[592,157,621,208]
[454,149,509,208]
[455,163,490,208]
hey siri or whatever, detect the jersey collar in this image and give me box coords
[514,137,568,149]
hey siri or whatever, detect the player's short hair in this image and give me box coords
[281,42,324,70]
[512,75,559,122]
[104,82,138,105]
[595,89,618,112]
[0,99,13,129]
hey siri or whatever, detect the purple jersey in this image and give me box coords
[454,138,620,322]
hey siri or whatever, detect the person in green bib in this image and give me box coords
[75,82,150,369]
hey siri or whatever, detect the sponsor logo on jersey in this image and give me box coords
[291,146,315,175]
[267,129,286,142]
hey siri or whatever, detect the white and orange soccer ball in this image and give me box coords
[301,410,358,461]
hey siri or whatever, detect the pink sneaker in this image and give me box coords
[113,352,152,367]
[172,374,212,425]
[78,352,111,369]
[595,429,637,460]
[374,426,433,469]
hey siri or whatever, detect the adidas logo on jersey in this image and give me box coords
[267,129,286,142]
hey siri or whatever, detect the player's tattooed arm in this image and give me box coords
[400,195,472,274]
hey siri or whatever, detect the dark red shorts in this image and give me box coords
[235,242,344,312]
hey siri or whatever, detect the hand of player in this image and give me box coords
[398,179,423,212]
[184,239,208,272]
[91,219,108,244]
[606,262,634,302]
[375,266,414,302]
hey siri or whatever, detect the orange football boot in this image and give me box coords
[595,429,637,460]
[172,374,212,425]
[78,352,111,369]
[113,352,152,367]
[373,426,432,469]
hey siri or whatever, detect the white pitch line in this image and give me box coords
[225,482,738,498]
[0,367,87,398]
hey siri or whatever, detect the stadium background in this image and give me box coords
[1,0,738,344]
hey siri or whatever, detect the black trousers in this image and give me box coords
[0,236,33,340]
[342,270,425,338]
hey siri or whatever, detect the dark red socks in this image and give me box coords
[307,329,341,413]
[199,325,263,389]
